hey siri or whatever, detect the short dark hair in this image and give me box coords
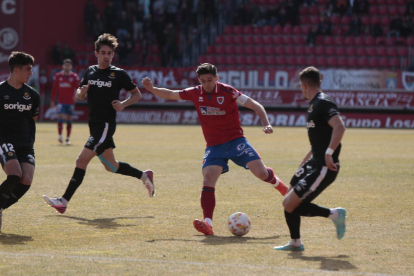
[63,59,73,65]
[299,66,321,87]
[8,51,34,72]
[94,33,118,52]
[196,63,217,77]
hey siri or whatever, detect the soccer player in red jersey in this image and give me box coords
[142,63,288,235]
[50,59,79,145]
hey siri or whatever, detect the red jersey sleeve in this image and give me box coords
[178,86,200,101]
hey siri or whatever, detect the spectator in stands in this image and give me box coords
[286,0,300,26]
[406,0,414,16]
[52,41,62,65]
[317,14,333,36]
[234,3,249,25]
[93,13,105,40]
[401,15,414,38]
[62,42,75,61]
[116,11,131,40]
[303,0,316,6]
[335,0,347,17]
[254,5,268,27]
[104,1,117,35]
[344,14,362,36]
[278,0,288,27]
[347,0,359,15]
[267,6,278,26]
[307,26,317,46]
[118,38,133,66]
[84,0,98,41]
[163,23,177,67]
[372,23,383,38]
[165,0,179,25]
[356,0,369,14]
[388,16,402,38]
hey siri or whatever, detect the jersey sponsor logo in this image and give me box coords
[199,106,225,115]
[217,96,224,104]
[109,72,116,79]
[198,96,203,102]
[237,143,246,151]
[59,82,72,88]
[23,92,31,100]
[4,102,32,112]
[306,120,315,129]
[308,104,313,113]
[88,79,112,88]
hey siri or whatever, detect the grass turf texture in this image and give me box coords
[0,123,413,276]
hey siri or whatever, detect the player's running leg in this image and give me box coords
[247,160,288,196]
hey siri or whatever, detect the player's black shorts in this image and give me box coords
[0,141,35,168]
[84,122,116,156]
[290,159,340,203]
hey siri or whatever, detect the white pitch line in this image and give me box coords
[0,252,409,276]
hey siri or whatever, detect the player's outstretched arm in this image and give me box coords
[243,97,273,134]
[142,77,182,101]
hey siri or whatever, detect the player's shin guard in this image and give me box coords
[62,167,85,202]
[201,186,215,221]
[2,183,31,210]
[0,175,21,209]
[265,167,288,196]
[115,162,143,179]
[66,121,72,138]
[285,210,301,240]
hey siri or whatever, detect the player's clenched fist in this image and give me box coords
[263,124,273,134]
[142,77,153,92]
[77,82,90,99]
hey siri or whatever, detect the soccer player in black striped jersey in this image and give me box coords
[43,34,154,214]
[274,67,347,251]
[0,52,40,231]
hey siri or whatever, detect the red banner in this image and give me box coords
[0,0,23,71]
[41,105,414,129]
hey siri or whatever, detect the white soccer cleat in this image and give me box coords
[42,195,67,214]
[66,138,71,145]
[58,135,63,144]
[142,170,155,197]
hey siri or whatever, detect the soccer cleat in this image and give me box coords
[42,195,67,214]
[273,242,305,251]
[58,135,63,144]
[332,207,347,239]
[193,219,214,235]
[142,170,155,197]
[66,138,71,145]
[0,208,3,232]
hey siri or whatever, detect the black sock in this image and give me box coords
[62,167,85,202]
[294,203,331,218]
[116,162,143,179]
[0,175,21,209]
[3,183,31,210]
[284,210,301,239]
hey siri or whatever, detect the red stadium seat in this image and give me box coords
[381,17,391,26]
[386,47,398,57]
[300,16,310,25]
[263,25,272,34]
[244,45,254,55]
[215,36,224,44]
[389,6,398,15]
[331,15,341,25]
[365,46,376,56]
[376,37,385,45]
[286,56,296,66]
[235,55,246,66]
[223,35,234,44]
[283,25,293,35]
[327,57,338,67]
[356,46,367,56]
[361,16,370,26]
[272,25,282,34]
[398,47,408,57]
[293,26,302,35]
[272,35,283,44]
[368,57,379,67]
[341,16,351,26]
[235,45,244,55]
[346,46,356,56]
[354,37,364,46]
[206,45,215,55]
[335,46,345,55]
[369,6,378,14]
[407,37,414,45]
[364,36,375,46]
[293,35,305,45]
[307,56,316,66]
[379,57,390,68]
[233,25,243,35]
[390,57,399,68]
[398,6,407,15]
[282,35,293,45]
[347,57,358,67]
[305,46,315,55]
[255,56,266,66]
[296,55,307,66]
[225,55,236,65]
[214,45,225,54]
[245,55,255,65]
[254,45,264,55]
[243,25,253,34]
[377,6,388,15]
[234,35,243,44]
[276,56,287,65]
[301,25,310,35]
[253,27,263,35]
[264,45,275,55]
[324,36,334,45]
[334,36,345,46]
[295,45,305,55]
[225,45,236,55]
[357,57,368,67]
[338,57,347,67]
[316,56,328,67]
[344,36,355,46]
[242,34,253,44]
[263,35,273,44]
[376,46,386,56]
[309,5,319,15]
[253,35,264,44]
[265,56,276,66]
[284,46,295,55]
[326,46,335,55]
[275,46,285,55]
[315,46,325,55]
[370,16,380,25]
[309,15,319,25]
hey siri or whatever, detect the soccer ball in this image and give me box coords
[228,212,251,236]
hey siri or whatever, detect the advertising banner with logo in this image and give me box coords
[41,105,414,129]
[0,0,22,71]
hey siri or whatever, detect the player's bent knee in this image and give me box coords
[97,154,117,173]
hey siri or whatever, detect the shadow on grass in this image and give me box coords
[0,233,34,245]
[54,215,155,230]
[288,252,357,271]
[147,235,281,245]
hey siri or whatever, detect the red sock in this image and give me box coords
[66,122,72,138]
[201,186,215,220]
[58,121,63,135]
[265,167,288,196]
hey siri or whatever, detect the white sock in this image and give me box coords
[329,208,339,220]
[291,238,302,247]
[204,218,213,227]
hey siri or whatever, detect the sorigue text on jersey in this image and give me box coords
[88,79,112,88]
[4,102,32,112]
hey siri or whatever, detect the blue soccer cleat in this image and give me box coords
[332,207,347,239]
